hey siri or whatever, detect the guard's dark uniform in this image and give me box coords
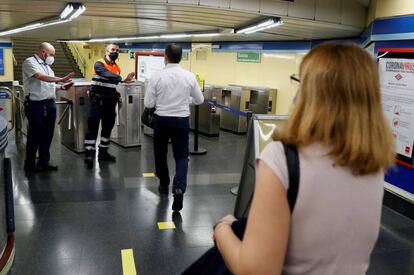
[84,57,122,163]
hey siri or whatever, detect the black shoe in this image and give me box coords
[24,163,41,172]
[38,163,58,171]
[158,185,169,195]
[98,151,116,162]
[172,189,184,212]
[84,155,94,169]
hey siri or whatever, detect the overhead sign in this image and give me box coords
[237,52,261,63]
[0,49,4,75]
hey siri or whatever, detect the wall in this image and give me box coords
[82,45,302,116]
[367,0,414,25]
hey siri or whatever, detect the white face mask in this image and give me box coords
[45,55,54,65]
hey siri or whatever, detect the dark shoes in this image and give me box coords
[38,163,58,171]
[84,155,94,169]
[98,150,116,162]
[24,163,41,172]
[24,162,58,172]
[172,189,184,212]
[158,185,169,195]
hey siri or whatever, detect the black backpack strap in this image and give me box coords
[282,143,300,213]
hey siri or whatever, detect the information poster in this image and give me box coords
[136,55,165,82]
[379,50,414,166]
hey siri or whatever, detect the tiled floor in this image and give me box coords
[6,130,414,274]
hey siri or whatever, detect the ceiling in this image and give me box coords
[0,0,371,43]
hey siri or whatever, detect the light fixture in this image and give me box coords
[192,32,221,38]
[0,2,85,37]
[0,20,70,37]
[60,30,223,43]
[60,3,86,20]
[236,17,283,34]
[159,34,191,39]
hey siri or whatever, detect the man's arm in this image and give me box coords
[144,76,158,108]
[94,61,122,83]
[190,76,204,105]
[34,72,74,83]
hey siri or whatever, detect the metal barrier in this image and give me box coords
[0,87,15,133]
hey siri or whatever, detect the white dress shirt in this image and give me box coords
[144,63,204,117]
[22,54,56,101]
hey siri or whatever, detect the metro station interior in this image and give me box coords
[0,0,413,274]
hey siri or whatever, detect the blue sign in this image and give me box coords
[0,49,4,76]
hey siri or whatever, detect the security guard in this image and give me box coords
[84,43,135,168]
[22,42,74,172]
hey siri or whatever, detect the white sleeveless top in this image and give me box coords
[258,141,384,275]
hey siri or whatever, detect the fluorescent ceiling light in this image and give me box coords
[0,23,43,36]
[60,3,86,20]
[0,3,85,37]
[61,31,222,43]
[60,4,74,19]
[69,5,86,20]
[192,33,220,37]
[236,17,283,34]
[160,34,191,39]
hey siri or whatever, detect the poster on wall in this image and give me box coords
[136,54,165,82]
[0,49,4,75]
[378,49,414,167]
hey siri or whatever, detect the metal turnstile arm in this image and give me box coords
[0,87,16,132]
[56,101,72,130]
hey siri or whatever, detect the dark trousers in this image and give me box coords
[84,92,117,154]
[25,99,56,166]
[153,115,190,193]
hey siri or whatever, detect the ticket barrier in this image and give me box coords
[58,82,90,153]
[230,85,277,114]
[111,82,142,147]
[234,115,288,218]
[190,102,220,137]
[210,85,249,134]
[189,85,219,137]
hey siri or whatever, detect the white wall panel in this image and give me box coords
[199,0,230,9]
[260,0,288,16]
[341,0,366,27]
[315,0,342,23]
[230,0,260,12]
[288,0,316,20]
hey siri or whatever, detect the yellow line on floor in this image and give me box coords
[121,249,137,275]
[142,172,156,177]
[158,221,176,230]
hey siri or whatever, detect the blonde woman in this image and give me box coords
[214,44,396,275]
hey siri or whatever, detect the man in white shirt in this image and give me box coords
[144,43,204,211]
[22,42,74,172]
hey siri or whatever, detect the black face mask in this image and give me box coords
[109,52,119,61]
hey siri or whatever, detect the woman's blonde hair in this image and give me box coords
[274,43,395,175]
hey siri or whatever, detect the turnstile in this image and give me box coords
[0,81,18,132]
[58,82,91,153]
[111,82,142,147]
[210,85,249,134]
[230,85,277,114]
[190,85,220,137]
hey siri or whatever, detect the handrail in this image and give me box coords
[69,42,87,75]
[0,87,16,133]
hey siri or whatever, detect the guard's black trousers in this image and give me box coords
[84,90,117,155]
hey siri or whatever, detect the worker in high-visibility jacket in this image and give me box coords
[84,43,135,168]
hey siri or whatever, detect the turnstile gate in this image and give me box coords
[111,82,142,147]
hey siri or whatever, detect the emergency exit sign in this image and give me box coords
[237,52,261,63]
[129,51,135,59]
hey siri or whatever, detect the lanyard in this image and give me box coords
[33,55,50,75]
